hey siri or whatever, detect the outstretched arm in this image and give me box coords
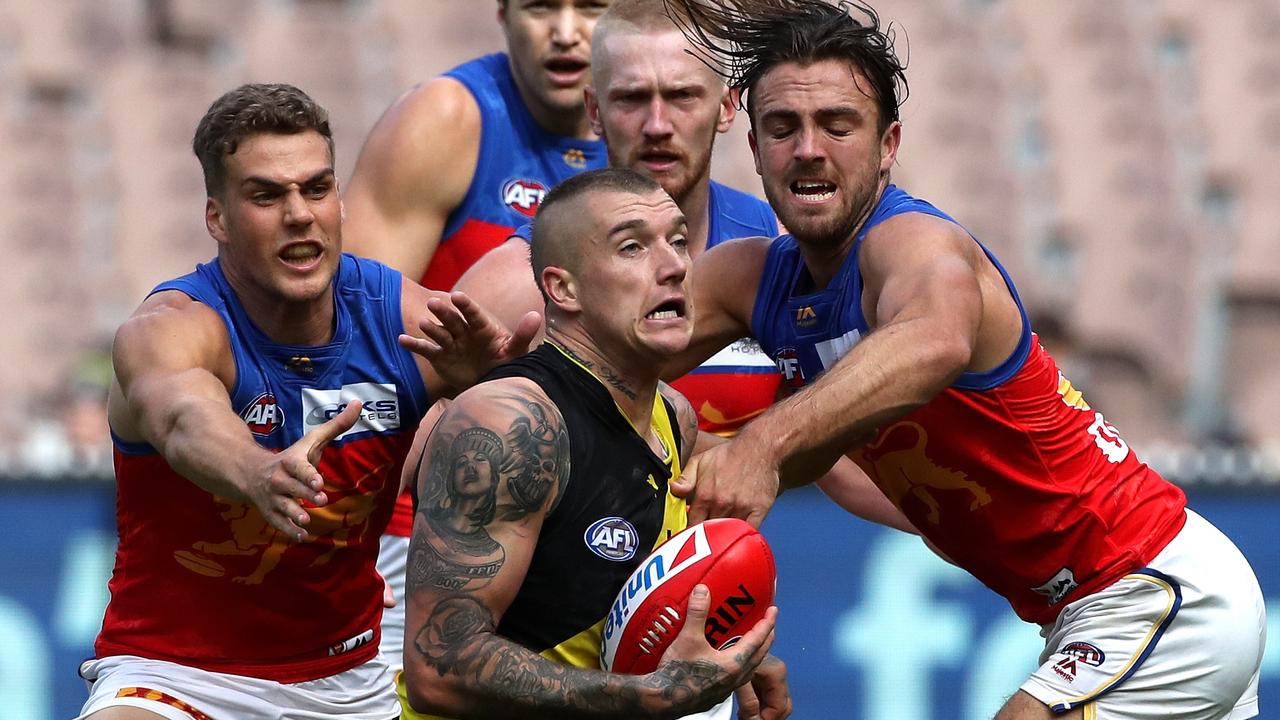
[109,291,361,540]
[403,379,775,718]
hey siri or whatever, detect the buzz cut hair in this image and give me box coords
[530,168,665,304]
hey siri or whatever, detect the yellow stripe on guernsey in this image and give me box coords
[398,350,688,720]
[1056,371,1091,411]
[1051,573,1178,709]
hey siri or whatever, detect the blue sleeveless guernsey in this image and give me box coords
[421,53,607,293]
[99,254,432,681]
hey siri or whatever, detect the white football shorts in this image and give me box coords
[76,654,399,720]
[1020,509,1265,719]
[376,532,410,672]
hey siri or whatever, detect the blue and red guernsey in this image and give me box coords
[387,52,606,538]
[669,181,780,435]
[98,255,430,682]
[421,52,606,293]
[751,185,1187,624]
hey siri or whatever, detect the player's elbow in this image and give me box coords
[918,331,973,393]
[403,665,466,716]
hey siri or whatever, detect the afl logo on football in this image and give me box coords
[585,517,639,561]
[502,178,547,218]
[240,392,283,436]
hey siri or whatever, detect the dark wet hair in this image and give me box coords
[662,0,908,132]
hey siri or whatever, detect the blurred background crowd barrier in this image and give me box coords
[1,0,1277,717]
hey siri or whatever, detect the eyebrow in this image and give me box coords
[607,218,647,238]
[760,105,862,123]
[242,168,335,189]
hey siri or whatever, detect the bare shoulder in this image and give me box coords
[694,235,772,320]
[115,290,230,368]
[345,77,481,215]
[860,211,977,268]
[698,235,773,279]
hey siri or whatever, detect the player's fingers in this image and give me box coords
[734,606,777,667]
[399,332,443,359]
[677,584,711,642]
[745,508,769,530]
[508,310,543,355]
[427,295,469,341]
[273,459,327,505]
[303,399,362,457]
[263,503,309,542]
[735,682,762,720]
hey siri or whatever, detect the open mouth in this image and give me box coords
[279,241,322,268]
[790,180,837,202]
[645,299,686,321]
[638,149,682,171]
[545,57,588,85]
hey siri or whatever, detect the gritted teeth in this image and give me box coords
[280,243,320,261]
[791,180,837,200]
[646,300,684,320]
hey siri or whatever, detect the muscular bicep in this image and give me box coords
[860,215,985,359]
[343,78,481,279]
[109,293,235,444]
[405,381,569,656]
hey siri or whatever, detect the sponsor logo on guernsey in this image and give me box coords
[1051,642,1104,682]
[815,328,862,371]
[585,517,640,561]
[327,628,375,657]
[601,523,714,651]
[562,148,587,169]
[240,392,283,436]
[502,178,547,218]
[285,355,314,375]
[301,383,401,440]
[794,305,818,328]
[1032,567,1079,606]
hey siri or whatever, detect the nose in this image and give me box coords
[794,125,825,163]
[550,8,582,49]
[656,239,689,286]
[642,97,674,140]
[283,188,314,227]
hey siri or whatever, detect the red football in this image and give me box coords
[600,518,776,674]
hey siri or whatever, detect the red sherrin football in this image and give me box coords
[600,518,776,674]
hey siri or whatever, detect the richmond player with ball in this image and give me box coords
[399,168,789,720]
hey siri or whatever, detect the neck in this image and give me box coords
[545,326,660,433]
[221,265,335,346]
[798,175,890,290]
[676,178,713,258]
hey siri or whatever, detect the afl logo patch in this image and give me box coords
[502,178,547,218]
[585,517,639,561]
[241,392,283,436]
[774,348,805,390]
[1060,641,1105,666]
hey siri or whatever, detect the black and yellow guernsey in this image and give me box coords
[399,342,688,719]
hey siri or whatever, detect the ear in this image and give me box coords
[542,266,581,314]
[715,88,736,135]
[879,120,901,173]
[747,129,763,177]
[205,197,229,246]
[585,85,604,137]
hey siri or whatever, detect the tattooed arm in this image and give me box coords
[403,378,778,719]
[658,382,701,469]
